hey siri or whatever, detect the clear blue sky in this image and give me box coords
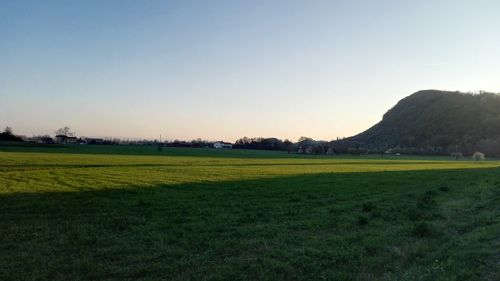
[1,0,499,141]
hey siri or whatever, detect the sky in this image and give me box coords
[1,0,500,142]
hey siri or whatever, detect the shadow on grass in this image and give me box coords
[1,168,499,281]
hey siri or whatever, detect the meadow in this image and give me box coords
[0,145,499,281]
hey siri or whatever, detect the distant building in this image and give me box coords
[55,135,77,144]
[213,142,232,149]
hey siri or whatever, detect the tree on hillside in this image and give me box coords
[55,126,75,137]
[335,90,500,155]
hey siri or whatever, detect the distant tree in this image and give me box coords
[283,139,293,153]
[0,126,23,142]
[190,138,210,148]
[32,135,54,144]
[4,126,13,135]
[234,137,291,151]
[55,126,75,137]
[298,136,313,143]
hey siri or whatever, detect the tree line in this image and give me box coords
[2,123,498,157]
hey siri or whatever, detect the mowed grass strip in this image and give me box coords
[0,147,499,280]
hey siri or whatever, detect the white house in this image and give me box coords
[213,142,232,149]
[55,135,78,144]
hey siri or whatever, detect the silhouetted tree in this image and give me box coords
[4,126,13,135]
[55,126,75,137]
[0,126,23,142]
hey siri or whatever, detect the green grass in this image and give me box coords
[1,145,499,280]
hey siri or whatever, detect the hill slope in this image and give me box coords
[339,90,500,156]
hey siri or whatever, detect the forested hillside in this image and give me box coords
[335,90,500,156]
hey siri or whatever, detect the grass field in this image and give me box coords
[1,145,499,280]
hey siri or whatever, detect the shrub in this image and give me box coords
[472,152,485,161]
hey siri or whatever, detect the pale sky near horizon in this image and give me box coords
[1,0,500,142]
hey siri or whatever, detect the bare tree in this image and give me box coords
[55,126,75,137]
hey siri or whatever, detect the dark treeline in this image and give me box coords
[0,127,23,142]
[234,137,293,151]
[165,139,213,148]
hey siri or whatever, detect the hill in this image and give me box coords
[335,90,500,156]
